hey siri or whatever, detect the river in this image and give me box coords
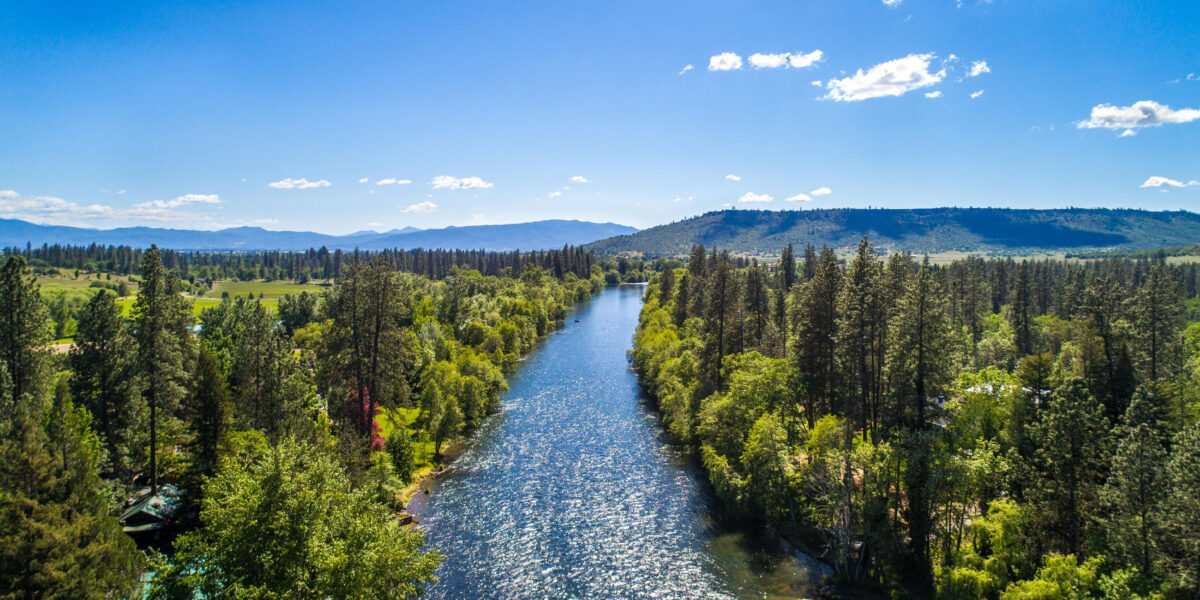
[406,285,827,599]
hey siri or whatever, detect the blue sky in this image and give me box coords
[1,0,1198,233]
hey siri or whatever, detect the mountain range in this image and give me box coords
[586,208,1200,257]
[0,219,638,252]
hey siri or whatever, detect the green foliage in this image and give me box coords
[147,441,441,599]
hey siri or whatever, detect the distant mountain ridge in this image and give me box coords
[0,219,637,251]
[586,208,1200,257]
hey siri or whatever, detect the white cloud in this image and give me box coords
[970,89,984,99]
[1141,176,1186,188]
[725,174,742,181]
[358,178,368,183]
[138,193,221,209]
[1187,73,1198,82]
[1191,180,1200,187]
[824,53,945,101]
[569,175,589,183]
[400,201,438,214]
[882,0,902,7]
[1119,129,1137,138]
[925,90,943,98]
[747,50,823,69]
[1078,100,1200,132]
[430,175,494,190]
[786,193,813,202]
[709,52,743,71]
[269,178,330,189]
[376,178,412,185]
[811,80,823,87]
[810,187,832,196]
[678,64,694,75]
[738,192,773,203]
[0,189,220,226]
[967,60,990,77]
[549,191,563,198]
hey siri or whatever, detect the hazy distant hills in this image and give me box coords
[587,208,1200,257]
[0,219,638,251]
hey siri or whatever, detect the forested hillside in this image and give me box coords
[0,246,644,598]
[633,241,1200,599]
[590,208,1200,257]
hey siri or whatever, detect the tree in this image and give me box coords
[132,246,195,494]
[1102,421,1164,576]
[885,256,953,588]
[836,238,884,434]
[1009,261,1034,358]
[387,430,416,484]
[1157,424,1200,596]
[1131,260,1184,383]
[0,256,50,404]
[1031,377,1109,556]
[278,291,319,336]
[322,255,411,440]
[790,247,841,427]
[0,372,144,597]
[70,290,144,483]
[148,441,441,599]
[182,349,232,496]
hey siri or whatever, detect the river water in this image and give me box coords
[407,285,826,599]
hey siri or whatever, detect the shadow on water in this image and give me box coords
[408,286,828,599]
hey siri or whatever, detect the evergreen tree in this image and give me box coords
[132,246,195,494]
[70,290,144,483]
[322,254,412,440]
[790,247,841,427]
[1031,377,1109,556]
[0,355,143,598]
[1009,261,1034,358]
[182,348,232,496]
[836,238,883,434]
[885,256,953,587]
[1102,421,1165,576]
[1158,424,1200,596]
[780,242,796,290]
[1132,260,1183,383]
[0,256,50,404]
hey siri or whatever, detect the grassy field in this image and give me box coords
[199,279,330,300]
[38,276,327,341]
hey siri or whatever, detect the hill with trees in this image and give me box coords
[588,208,1200,257]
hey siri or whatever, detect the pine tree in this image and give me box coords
[1132,260,1184,383]
[1102,421,1165,576]
[790,247,841,427]
[182,348,231,496]
[323,254,412,441]
[0,318,143,598]
[1032,377,1109,556]
[0,256,50,404]
[836,238,883,434]
[1009,261,1033,358]
[133,246,195,495]
[1158,424,1200,595]
[743,260,769,349]
[70,290,144,483]
[780,242,796,289]
[884,256,952,587]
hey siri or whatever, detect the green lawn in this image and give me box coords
[200,279,329,300]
